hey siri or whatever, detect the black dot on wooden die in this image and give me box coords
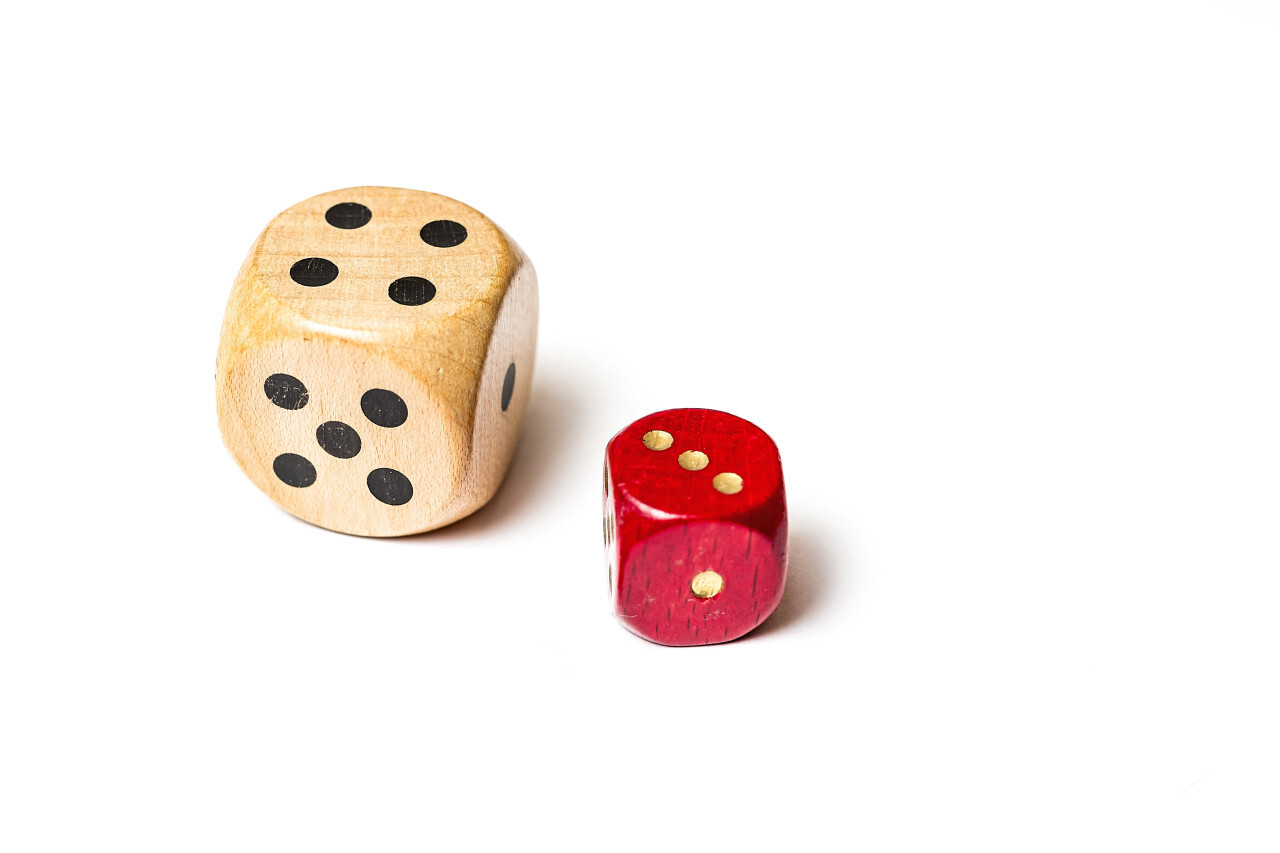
[316,421,362,459]
[420,220,467,248]
[501,363,516,412]
[264,373,309,410]
[361,388,408,428]
[325,202,372,230]
[290,257,339,287]
[368,468,413,505]
[388,276,436,306]
[273,453,316,488]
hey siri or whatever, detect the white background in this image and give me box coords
[2,1,1277,850]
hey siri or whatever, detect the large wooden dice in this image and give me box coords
[216,187,537,536]
[604,409,788,645]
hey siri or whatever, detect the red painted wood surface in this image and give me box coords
[604,408,788,646]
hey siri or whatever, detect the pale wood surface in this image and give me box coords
[216,187,537,536]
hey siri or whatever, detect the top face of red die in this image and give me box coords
[606,408,783,519]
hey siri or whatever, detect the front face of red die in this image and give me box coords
[604,409,788,646]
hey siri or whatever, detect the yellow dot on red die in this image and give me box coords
[690,571,724,598]
[642,430,673,451]
[712,472,743,494]
[678,450,709,471]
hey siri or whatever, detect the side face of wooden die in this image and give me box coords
[215,187,538,537]
[604,409,788,645]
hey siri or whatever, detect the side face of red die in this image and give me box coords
[604,408,788,646]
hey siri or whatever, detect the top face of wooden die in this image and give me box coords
[605,408,784,521]
[248,186,516,331]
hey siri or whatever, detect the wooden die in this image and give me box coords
[604,409,788,645]
[216,187,537,536]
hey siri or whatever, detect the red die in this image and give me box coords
[604,408,788,646]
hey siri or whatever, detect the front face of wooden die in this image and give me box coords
[219,336,466,536]
[216,187,537,537]
[605,409,788,645]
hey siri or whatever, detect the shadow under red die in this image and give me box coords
[604,408,788,646]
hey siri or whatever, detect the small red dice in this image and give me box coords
[604,408,788,645]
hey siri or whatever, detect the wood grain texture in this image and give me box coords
[604,409,788,645]
[216,187,537,536]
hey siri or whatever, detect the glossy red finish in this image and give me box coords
[604,408,788,646]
